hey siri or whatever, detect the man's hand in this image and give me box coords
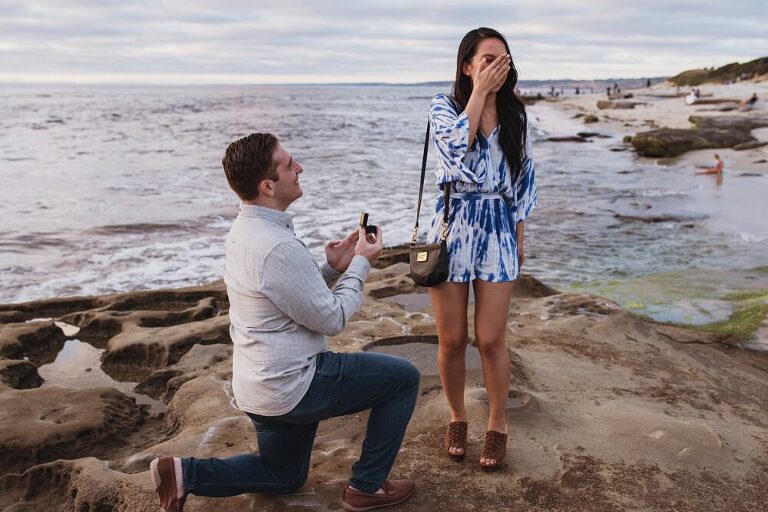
[325,229,359,273]
[354,227,383,263]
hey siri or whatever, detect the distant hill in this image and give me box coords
[671,57,768,86]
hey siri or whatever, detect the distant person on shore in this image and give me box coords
[427,27,537,472]
[149,134,419,512]
[646,78,651,88]
[740,92,758,110]
[695,153,724,175]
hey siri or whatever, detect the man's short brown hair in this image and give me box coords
[222,133,279,201]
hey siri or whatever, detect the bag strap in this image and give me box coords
[411,119,450,245]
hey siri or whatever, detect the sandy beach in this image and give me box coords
[553,78,768,173]
[1,247,767,511]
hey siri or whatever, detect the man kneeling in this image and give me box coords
[150,133,419,511]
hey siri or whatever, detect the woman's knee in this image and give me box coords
[474,336,507,359]
[439,335,469,355]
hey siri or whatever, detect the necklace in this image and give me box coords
[482,111,497,117]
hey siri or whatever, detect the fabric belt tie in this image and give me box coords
[445,192,504,200]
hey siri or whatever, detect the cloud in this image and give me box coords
[0,0,765,83]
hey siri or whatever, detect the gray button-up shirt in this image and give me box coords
[225,204,370,416]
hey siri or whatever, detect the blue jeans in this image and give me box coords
[181,351,420,496]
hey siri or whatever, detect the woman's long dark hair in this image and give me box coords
[452,27,527,179]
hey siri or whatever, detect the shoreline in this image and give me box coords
[531,80,768,350]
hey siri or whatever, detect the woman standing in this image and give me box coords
[426,27,537,472]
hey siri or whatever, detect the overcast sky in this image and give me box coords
[1,0,766,84]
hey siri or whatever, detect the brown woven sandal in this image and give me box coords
[480,430,508,472]
[444,421,468,461]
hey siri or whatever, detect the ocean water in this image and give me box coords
[1,84,767,328]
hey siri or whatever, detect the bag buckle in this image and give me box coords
[416,251,428,262]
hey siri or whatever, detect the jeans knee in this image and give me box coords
[275,469,308,495]
[401,360,420,391]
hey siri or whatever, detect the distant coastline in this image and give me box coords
[0,77,666,89]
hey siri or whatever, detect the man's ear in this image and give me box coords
[258,179,274,197]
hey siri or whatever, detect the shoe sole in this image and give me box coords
[150,458,161,490]
[480,462,504,472]
[341,487,415,512]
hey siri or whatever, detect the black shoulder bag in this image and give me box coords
[409,120,450,287]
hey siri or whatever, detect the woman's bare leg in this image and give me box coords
[428,282,470,456]
[472,279,515,466]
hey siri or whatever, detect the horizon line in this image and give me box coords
[0,76,669,87]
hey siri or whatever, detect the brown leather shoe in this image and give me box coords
[150,456,187,512]
[341,479,415,511]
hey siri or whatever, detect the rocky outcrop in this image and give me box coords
[631,114,768,157]
[597,100,645,109]
[734,141,768,150]
[0,387,147,473]
[1,251,767,511]
[544,136,590,143]
[0,359,42,389]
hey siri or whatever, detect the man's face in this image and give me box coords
[266,143,304,208]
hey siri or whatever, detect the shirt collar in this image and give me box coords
[238,203,295,230]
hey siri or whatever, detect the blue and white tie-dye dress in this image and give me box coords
[426,93,538,282]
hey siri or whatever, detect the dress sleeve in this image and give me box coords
[509,122,538,224]
[429,94,486,185]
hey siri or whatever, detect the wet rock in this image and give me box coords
[513,274,560,298]
[545,136,590,143]
[0,387,146,473]
[689,114,768,132]
[63,297,221,347]
[0,360,42,389]
[631,127,743,157]
[584,114,599,123]
[103,315,231,376]
[733,141,768,151]
[519,94,544,105]
[614,212,708,223]
[690,98,740,105]
[367,262,421,299]
[577,132,611,139]
[597,101,645,109]
[372,245,410,269]
[0,321,66,364]
[135,344,232,402]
